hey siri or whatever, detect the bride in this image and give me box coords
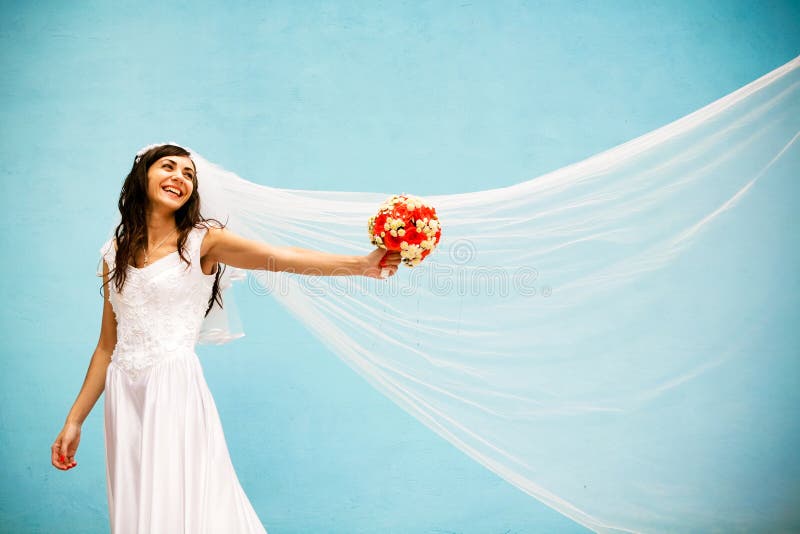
[49,143,401,532]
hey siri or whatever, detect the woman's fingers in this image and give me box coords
[52,441,68,470]
[63,444,77,469]
[383,252,401,265]
[51,442,61,469]
[61,443,71,469]
[51,440,76,470]
[366,248,403,278]
[378,250,400,268]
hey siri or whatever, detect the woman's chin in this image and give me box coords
[150,197,182,213]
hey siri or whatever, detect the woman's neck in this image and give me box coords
[145,210,177,242]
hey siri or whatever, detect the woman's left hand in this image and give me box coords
[363,248,401,279]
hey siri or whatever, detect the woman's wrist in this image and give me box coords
[354,254,370,276]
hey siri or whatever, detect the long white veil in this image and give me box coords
[123,56,799,532]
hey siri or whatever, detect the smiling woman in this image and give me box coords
[50,143,401,534]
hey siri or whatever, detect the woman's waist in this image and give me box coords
[110,344,198,366]
[108,346,199,380]
[111,330,198,355]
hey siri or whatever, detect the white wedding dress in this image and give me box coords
[98,224,268,534]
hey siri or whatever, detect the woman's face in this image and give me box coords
[146,155,196,212]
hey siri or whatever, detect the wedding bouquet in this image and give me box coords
[368,193,441,274]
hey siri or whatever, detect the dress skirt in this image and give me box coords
[103,350,268,534]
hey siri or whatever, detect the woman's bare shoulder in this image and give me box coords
[198,221,227,257]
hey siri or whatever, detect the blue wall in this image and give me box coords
[1,1,798,532]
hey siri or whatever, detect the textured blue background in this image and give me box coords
[1,1,798,532]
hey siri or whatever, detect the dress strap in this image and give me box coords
[187,225,208,258]
[187,225,216,277]
[97,237,117,276]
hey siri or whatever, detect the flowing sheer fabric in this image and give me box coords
[118,56,798,532]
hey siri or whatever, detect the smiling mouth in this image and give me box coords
[162,186,183,199]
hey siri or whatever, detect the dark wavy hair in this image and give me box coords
[100,144,227,317]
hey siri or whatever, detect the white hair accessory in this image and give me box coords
[134,141,186,162]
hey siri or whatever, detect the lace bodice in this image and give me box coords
[98,225,218,379]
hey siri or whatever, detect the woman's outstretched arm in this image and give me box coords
[51,260,117,471]
[203,226,401,278]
